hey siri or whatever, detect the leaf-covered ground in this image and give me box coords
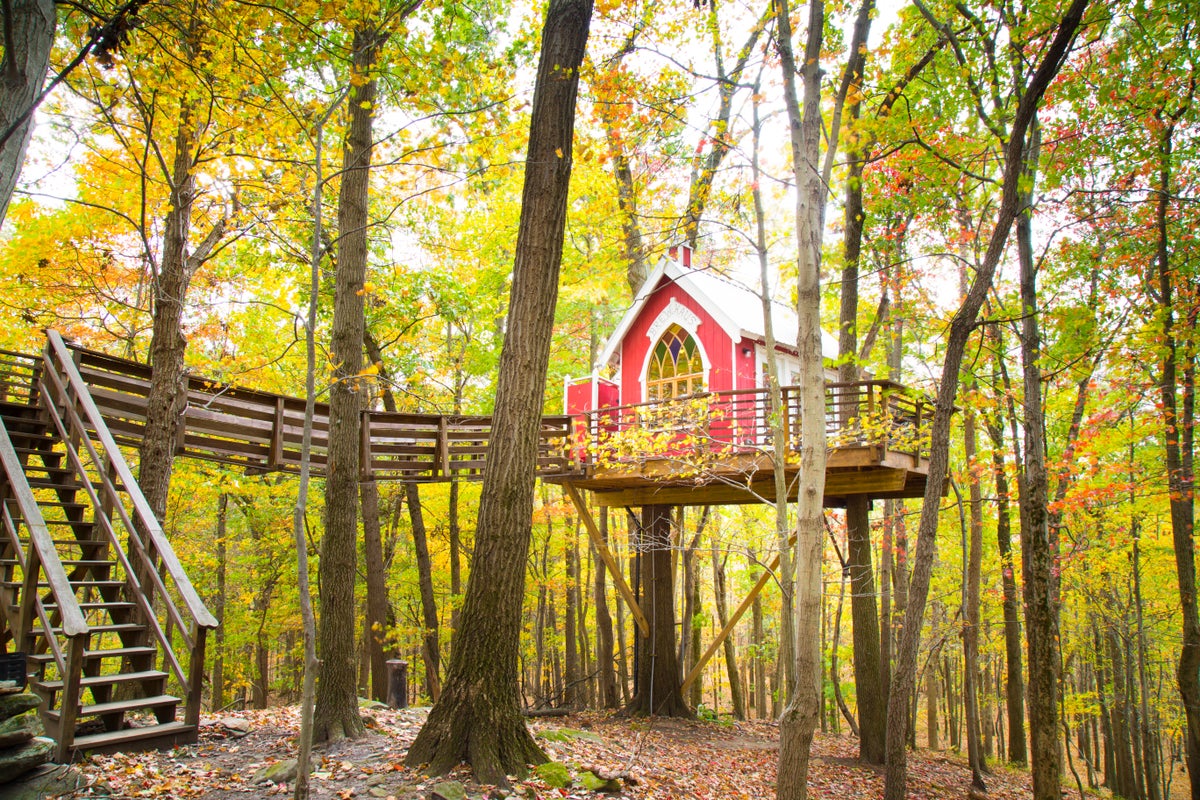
[68,706,1042,799]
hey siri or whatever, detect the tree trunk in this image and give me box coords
[711,534,745,720]
[626,505,691,717]
[404,0,591,781]
[361,479,391,702]
[962,400,987,788]
[751,549,767,719]
[986,332,1028,765]
[0,0,55,228]
[564,522,579,709]
[407,483,441,702]
[847,498,884,762]
[775,0,830,792]
[1153,119,1200,800]
[1014,121,1063,800]
[592,507,619,708]
[313,23,384,743]
[880,5,1087,794]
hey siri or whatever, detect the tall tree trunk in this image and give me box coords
[0,0,54,228]
[314,23,385,743]
[407,483,441,702]
[962,380,987,788]
[404,0,592,780]
[565,524,579,708]
[775,0,830,791]
[880,5,1087,794]
[361,479,391,702]
[711,533,745,720]
[1133,532,1162,800]
[986,326,1028,765]
[593,507,618,708]
[751,549,767,719]
[1153,118,1200,800]
[626,505,690,717]
[847,498,884,762]
[1014,120,1063,800]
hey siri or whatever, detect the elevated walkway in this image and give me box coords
[0,330,932,759]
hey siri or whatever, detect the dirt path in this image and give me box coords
[69,706,1040,799]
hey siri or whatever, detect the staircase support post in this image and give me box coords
[185,623,208,728]
[55,635,86,762]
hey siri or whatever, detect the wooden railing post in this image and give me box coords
[359,410,373,480]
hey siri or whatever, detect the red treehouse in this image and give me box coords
[554,247,932,509]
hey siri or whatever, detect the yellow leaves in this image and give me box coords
[555,147,564,158]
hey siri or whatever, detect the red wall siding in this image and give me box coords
[619,280,734,405]
[735,336,758,391]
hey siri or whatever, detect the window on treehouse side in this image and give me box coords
[646,324,705,401]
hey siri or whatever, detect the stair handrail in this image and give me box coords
[0,420,90,663]
[41,331,219,634]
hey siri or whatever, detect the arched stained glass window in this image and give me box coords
[646,324,705,401]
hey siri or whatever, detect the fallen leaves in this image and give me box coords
[69,706,1039,799]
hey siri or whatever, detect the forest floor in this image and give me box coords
[65,705,1055,799]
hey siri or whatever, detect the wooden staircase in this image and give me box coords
[0,334,216,761]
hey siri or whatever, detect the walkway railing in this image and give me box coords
[573,381,931,471]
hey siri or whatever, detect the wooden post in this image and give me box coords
[387,659,409,709]
[563,483,649,638]
[359,410,373,479]
[55,637,86,763]
[270,397,286,468]
[436,416,450,477]
[185,625,208,727]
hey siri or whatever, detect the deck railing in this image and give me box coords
[60,339,575,481]
[574,380,931,470]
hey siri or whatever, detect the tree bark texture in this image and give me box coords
[627,505,691,717]
[962,407,987,789]
[711,535,745,720]
[592,508,619,708]
[881,5,1088,796]
[1154,120,1200,800]
[775,0,829,793]
[314,24,384,743]
[0,0,54,228]
[847,498,885,762]
[361,479,391,702]
[404,0,592,781]
[407,482,442,702]
[985,334,1028,765]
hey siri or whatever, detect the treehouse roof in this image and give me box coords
[597,257,840,370]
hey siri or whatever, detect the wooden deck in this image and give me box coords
[549,382,932,506]
[2,339,931,506]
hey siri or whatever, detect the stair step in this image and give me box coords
[27,646,156,665]
[35,669,167,692]
[34,622,145,636]
[45,693,179,720]
[13,600,135,613]
[2,579,124,591]
[68,720,196,755]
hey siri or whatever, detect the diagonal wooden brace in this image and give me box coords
[563,483,650,638]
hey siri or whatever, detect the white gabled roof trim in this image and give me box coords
[597,257,838,370]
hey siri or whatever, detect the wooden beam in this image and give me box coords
[681,533,794,695]
[563,482,649,638]
[590,467,917,507]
